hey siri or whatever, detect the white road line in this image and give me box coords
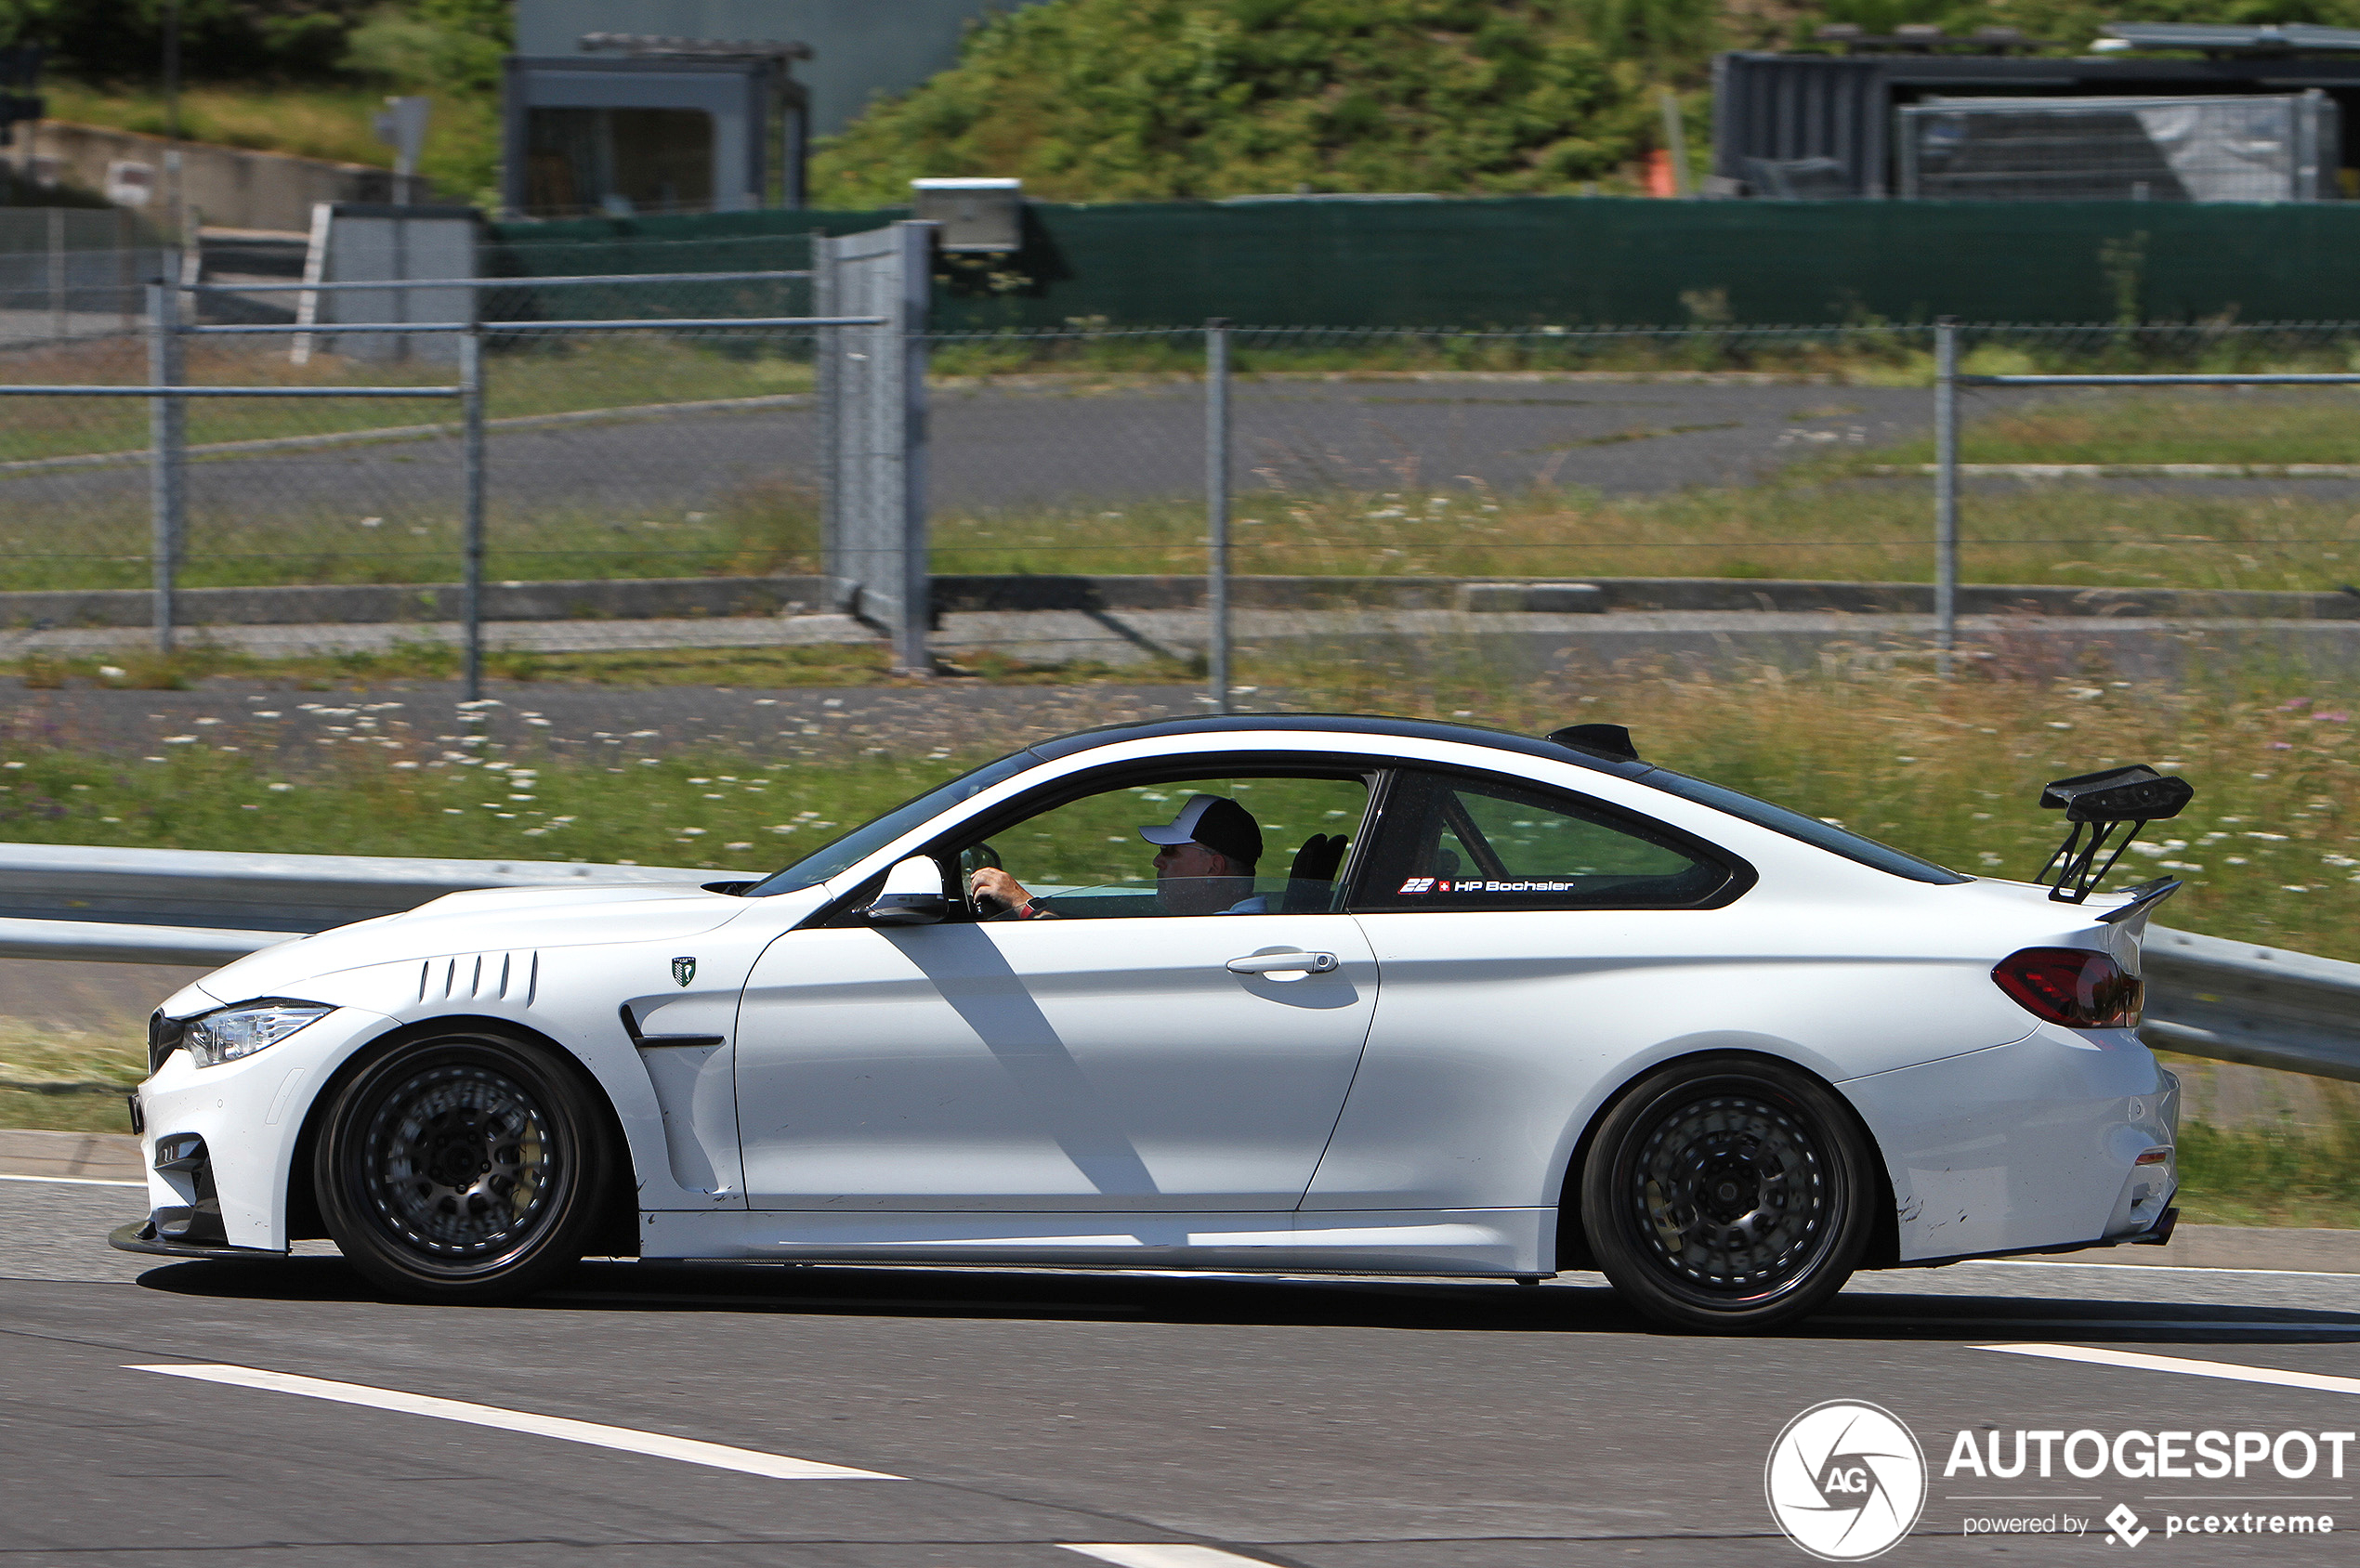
[1981,1259,2360,1280]
[1973,1344,2360,1397]
[129,1364,900,1481]
[1061,1547,1278,1568]
[0,1172,146,1189]
[1868,1319,2360,1335]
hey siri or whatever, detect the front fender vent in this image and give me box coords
[418,951,540,1006]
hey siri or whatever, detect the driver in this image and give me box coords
[969,793,1265,919]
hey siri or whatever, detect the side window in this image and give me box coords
[950,773,1372,919]
[1353,771,1735,911]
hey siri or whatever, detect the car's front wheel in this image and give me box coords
[1580,1055,1874,1333]
[314,1029,613,1302]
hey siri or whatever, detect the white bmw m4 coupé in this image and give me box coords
[115,714,2190,1331]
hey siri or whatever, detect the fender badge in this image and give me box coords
[671,956,696,987]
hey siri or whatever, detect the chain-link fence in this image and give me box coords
[8,298,2360,692]
[0,210,164,346]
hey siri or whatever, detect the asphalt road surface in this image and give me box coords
[7,1177,2359,1565]
[5,380,1931,532]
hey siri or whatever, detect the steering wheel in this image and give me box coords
[957,843,1004,917]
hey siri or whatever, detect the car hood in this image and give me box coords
[188,881,749,1006]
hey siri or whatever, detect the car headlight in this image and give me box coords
[182,1001,333,1068]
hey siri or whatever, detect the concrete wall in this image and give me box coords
[24,121,410,236]
[514,0,1051,138]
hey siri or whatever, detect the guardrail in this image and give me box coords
[0,844,2352,1083]
[2141,926,2360,1085]
[0,844,746,966]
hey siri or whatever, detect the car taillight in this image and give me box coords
[1992,947,2143,1029]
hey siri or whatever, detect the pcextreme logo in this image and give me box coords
[1764,1401,1929,1561]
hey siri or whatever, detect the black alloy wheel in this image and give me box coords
[1579,1055,1874,1333]
[314,1030,613,1302]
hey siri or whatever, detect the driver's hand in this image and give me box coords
[968,867,1031,914]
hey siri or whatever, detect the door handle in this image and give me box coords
[1226,951,1339,974]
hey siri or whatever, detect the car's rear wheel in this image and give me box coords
[314,1029,611,1303]
[1580,1055,1874,1333]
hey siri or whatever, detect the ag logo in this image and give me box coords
[1764,1400,1926,1561]
[671,956,696,987]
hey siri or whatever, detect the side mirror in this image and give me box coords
[862,856,949,926]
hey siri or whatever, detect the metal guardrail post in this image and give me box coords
[1933,316,1960,678]
[146,276,186,656]
[460,320,486,702]
[1206,318,1233,714]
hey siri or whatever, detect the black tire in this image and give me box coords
[1579,1055,1874,1334]
[314,1028,613,1303]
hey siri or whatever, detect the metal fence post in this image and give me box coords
[813,235,842,608]
[460,321,486,702]
[1206,318,1233,714]
[891,218,933,675]
[146,275,185,655]
[1933,316,1960,678]
[47,205,65,339]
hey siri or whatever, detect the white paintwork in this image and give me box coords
[735,915,1376,1210]
[126,722,2178,1287]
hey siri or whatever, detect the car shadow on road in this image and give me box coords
[131,1256,2360,1344]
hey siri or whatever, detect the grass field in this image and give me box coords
[925,473,2360,591]
[11,455,2360,594]
[2,655,2352,949]
[1870,385,2360,468]
[9,465,2356,594]
[18,640,1173,691]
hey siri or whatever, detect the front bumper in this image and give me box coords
[108,1219,282,1261]
[132,1004,393,1252]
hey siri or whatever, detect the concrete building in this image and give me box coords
[505,0,1043,217]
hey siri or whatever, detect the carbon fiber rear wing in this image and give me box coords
[2035,764,2196,905]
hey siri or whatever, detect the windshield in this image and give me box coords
[1637,768,1969,885]
[745,749,1044,895]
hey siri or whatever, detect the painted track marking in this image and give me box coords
[1062,1547,1279,1568]
[1981,1259,2360,1281]
[1973,1344,2360,1397]
[129,1364,900,1480]
[0,1172,146,1188]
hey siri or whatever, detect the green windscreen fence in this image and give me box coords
[486,197,2360,328]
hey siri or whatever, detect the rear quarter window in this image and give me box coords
[1352,770,1745,911]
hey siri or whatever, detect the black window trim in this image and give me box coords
[1341,763,1758,914]
[804,750,1402,929]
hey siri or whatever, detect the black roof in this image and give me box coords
[1027,712,1656,779]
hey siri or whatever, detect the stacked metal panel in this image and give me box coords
[1898,92,2340,203]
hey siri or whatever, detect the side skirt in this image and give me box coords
[639,1207,1552,1276]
